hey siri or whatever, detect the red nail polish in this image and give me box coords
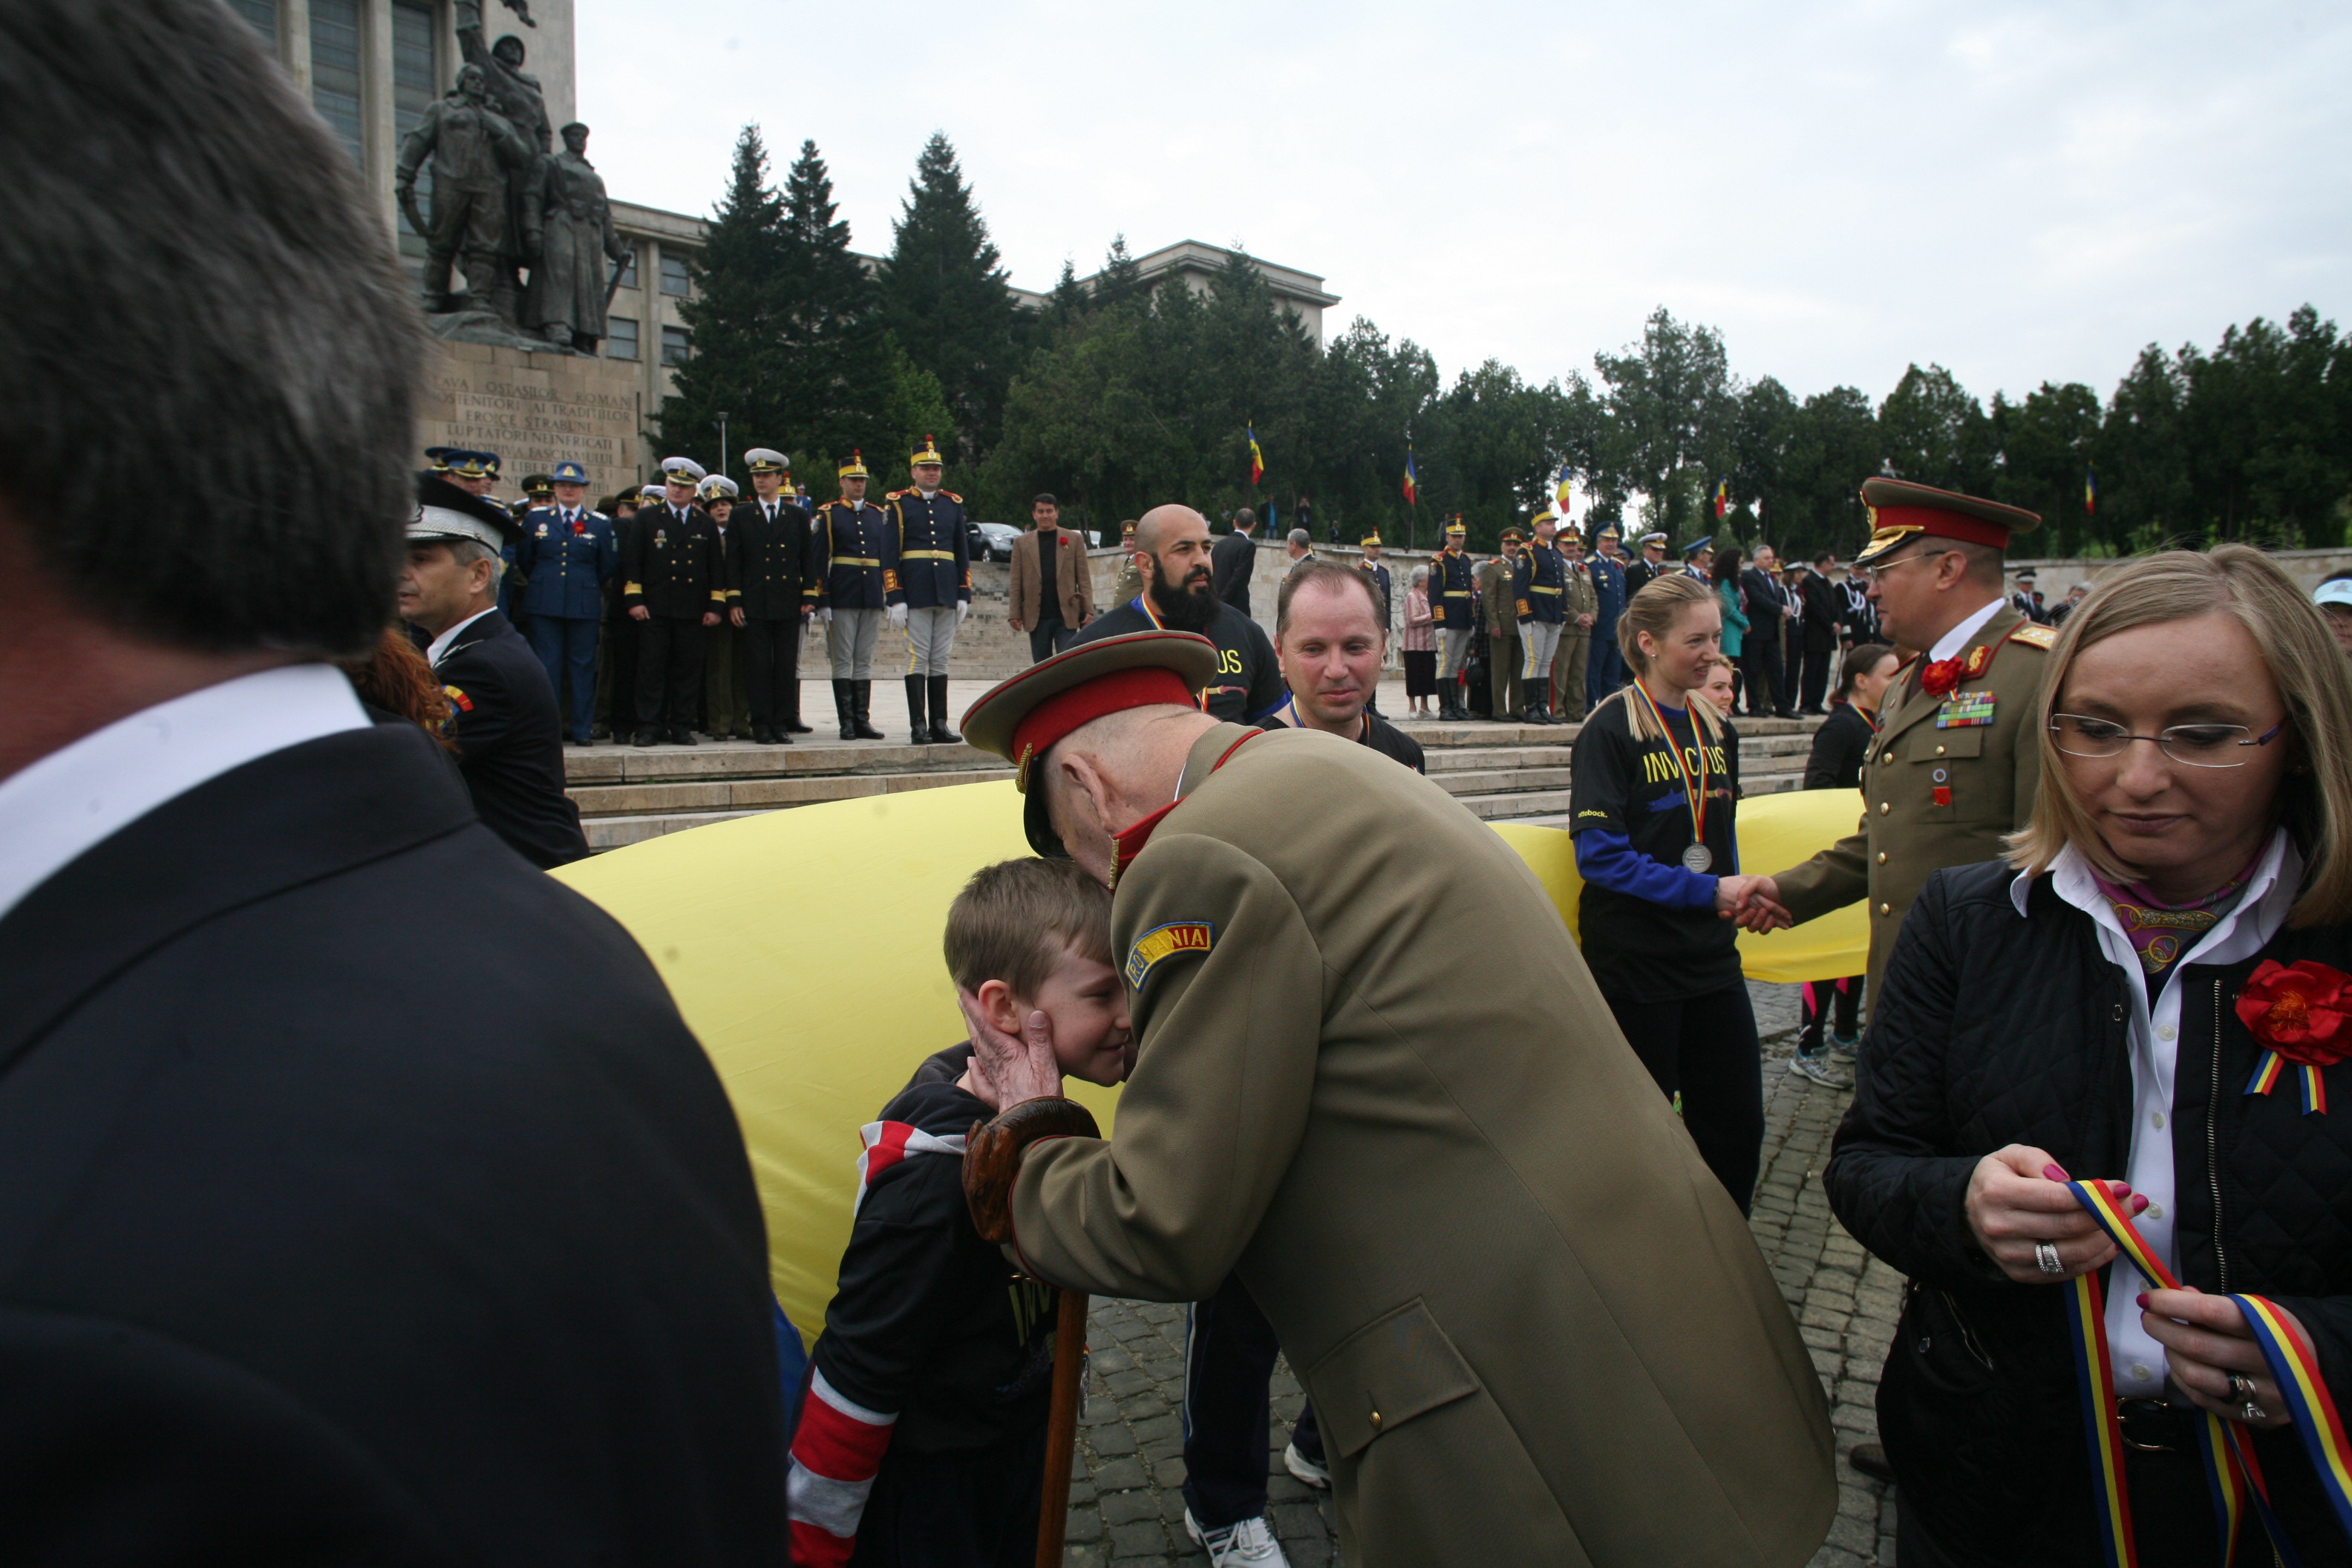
[2137,1293,2151,1308]
[2132,1196,2149,1212]
[2042,1163,2071,1182]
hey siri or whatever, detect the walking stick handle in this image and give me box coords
[1035,1287,1090,1568]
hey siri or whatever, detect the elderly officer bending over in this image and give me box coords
[953,631,1835,1568]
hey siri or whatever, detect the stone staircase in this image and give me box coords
[565,713,1826,852]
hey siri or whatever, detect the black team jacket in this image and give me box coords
[432,607,589,869]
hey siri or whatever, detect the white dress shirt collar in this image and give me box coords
[425,608,497,667]
[0,662,369,924]
[1929,596,2005,664]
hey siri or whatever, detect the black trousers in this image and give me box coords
[741,615,803,728]
[1602,981,1764,1213]
[601,609,639,733]
[1797,635,1835,711]
[635,615,705,731]
[852,1425,1045,1568]
[1742,630,1788,716]
[1800,976,1862,1051]
[1182,1272,1323,1529]
[1028,620,1079,664]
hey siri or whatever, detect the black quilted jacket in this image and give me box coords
[1825,857,2352,1563]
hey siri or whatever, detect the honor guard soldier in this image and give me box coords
[512,459,616,745]
[1356,532,1392,624]
[698,473,749,740]
[1429,516,1477,719]
[1739,478,2056,1010]
[1480,526,1526,722]
[883,434,973,745]
[622,456,724,747]
[808,451,896,740]
[1515,512,1570,725]
[738,448,814,742]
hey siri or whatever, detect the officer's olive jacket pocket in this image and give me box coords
[1304,1296,1480,1459]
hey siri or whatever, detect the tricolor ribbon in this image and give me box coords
[2247,1051,2329,1116]
[2059,1176,2352,1564]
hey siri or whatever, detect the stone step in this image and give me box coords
[564,737,1002,785]
[586,808,767,852]
[1402,715,1822,749]
[1431,765,1575,798]
[1450,785,1577,820]
[569,764,1012,821]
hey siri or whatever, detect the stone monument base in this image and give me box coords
[417,337,642,497]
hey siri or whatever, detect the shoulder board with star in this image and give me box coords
[2007,622,2057,650]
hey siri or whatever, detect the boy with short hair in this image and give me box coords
[786,858,1134,1567]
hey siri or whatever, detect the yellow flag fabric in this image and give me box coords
[555,777,1868,1342]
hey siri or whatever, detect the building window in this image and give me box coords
[660,253,692,297]
[607,316,639,361]
[309,0,365,166]
[229,0,277,47]
[618,252,639,290]
[391,1,435,258]
[661,325,690,366]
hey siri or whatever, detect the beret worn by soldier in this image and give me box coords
[408,473,517,552]
[1852,476,2042,569]
[960,631,1219,860]
[743,448,789,475]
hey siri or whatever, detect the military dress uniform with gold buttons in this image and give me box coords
[622,458,726,745]
[1513,521,1570,725]
[736,448,814,744]
[1429,520,1477,720]
[807,451,898,739]
[1768,479,2055,1009]
[512,460,615,745]
[883,435,974,745]
[696,473,750,740]
[1479,530,1526,722]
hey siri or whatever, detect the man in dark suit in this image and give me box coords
[1796,551,1849,713]
[736,448,814,744]
[1741,544,1798,718]
[0,4,786,1555]
[1210,506,1259,615]
[400,475,590,868]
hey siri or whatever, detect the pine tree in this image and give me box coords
[877,131,1029,470]
[1091,235,1146,313]
[656,125,792,476]
[778,139,894,499]
[1041,258,1088,333]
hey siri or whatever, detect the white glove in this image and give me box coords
[887,602,909,627]
[956,600,970,623]
[817,607,832,624]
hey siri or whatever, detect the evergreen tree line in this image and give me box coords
[660,128,2352,560]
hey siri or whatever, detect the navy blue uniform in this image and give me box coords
[1359,559,1392,622]
[1588,550,1629,705]
[514,503,618,742]
[1428,548,1477,629]
[431,609,591,868]
[883,489,973,609]
[736,494,813,736]
[624,501,725,736]
[1514,543,1569,624]
[808,500,898,612]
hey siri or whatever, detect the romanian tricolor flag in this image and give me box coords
[1712,477,1729,520]
[2085,465,2098,516]
[1402,445,1419,505]
[1555,465,1573,512]
[1247,424,1264,488]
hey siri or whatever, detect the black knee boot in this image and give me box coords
[927,675,960,745]
[906,675,931,744]
[852,680,883,740]
[833,679,855,741]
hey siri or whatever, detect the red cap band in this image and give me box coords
[1871,504,2014,550]
[1011,667,1200,782]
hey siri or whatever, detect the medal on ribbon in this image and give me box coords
[1630,679,1713,873]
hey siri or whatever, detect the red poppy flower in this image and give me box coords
[2237,959,2352,1065]
[1920,656,1964,698]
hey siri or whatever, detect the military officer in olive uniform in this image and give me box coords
[1479,526,1526,722]
[1428,517,1477,720]
[1737,478,2056,1007]
[1554,525,1599,722]
[1513,512,1569,725]
[808,451,896,741]
[883,435,973,745]
[622,456,724,747]
[953,631,1835,1568]
[512,459,615,744]
[1113,520,1143,604]
[737,448,813,744]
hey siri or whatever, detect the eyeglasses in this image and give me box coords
[2049,714,2286,768]
[1855,549,1954,588]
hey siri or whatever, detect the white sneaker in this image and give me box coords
[1787,1050,1855,1090]
[1186,1509,1291,1567]
[1284,1440,1330,1490]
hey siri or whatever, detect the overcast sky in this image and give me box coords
[579,0,2350,410]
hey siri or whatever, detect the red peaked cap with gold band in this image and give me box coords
[1853,477,2042,569]
[960,630,1220,858]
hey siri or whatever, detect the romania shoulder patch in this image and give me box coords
[1124,921,1215,989]
[2008,622,2057,650]
[442,685,473,713]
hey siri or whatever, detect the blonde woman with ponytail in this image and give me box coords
[1567,572,1784,1211]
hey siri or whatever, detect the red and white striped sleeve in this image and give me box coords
[785,1366,897,1567]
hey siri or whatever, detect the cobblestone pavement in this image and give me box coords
[1058,981,1902,1567]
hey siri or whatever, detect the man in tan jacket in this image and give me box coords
[957,620,1835,1568]
[1006,492,1094,664]
[1479,528,1525,721]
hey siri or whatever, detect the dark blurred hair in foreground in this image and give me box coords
[0,0,423,659]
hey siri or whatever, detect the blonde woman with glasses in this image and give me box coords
[1823,546,2352,1568]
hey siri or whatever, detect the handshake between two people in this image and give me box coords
[1715,874,1796,932]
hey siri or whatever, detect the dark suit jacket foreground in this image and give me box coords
[1209,529,1256,615]
[433,608,589,869]
[0,720,785,1565]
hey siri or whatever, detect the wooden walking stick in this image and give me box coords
[962,1094,1104,1568]
[1035,1285,1091,1567]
